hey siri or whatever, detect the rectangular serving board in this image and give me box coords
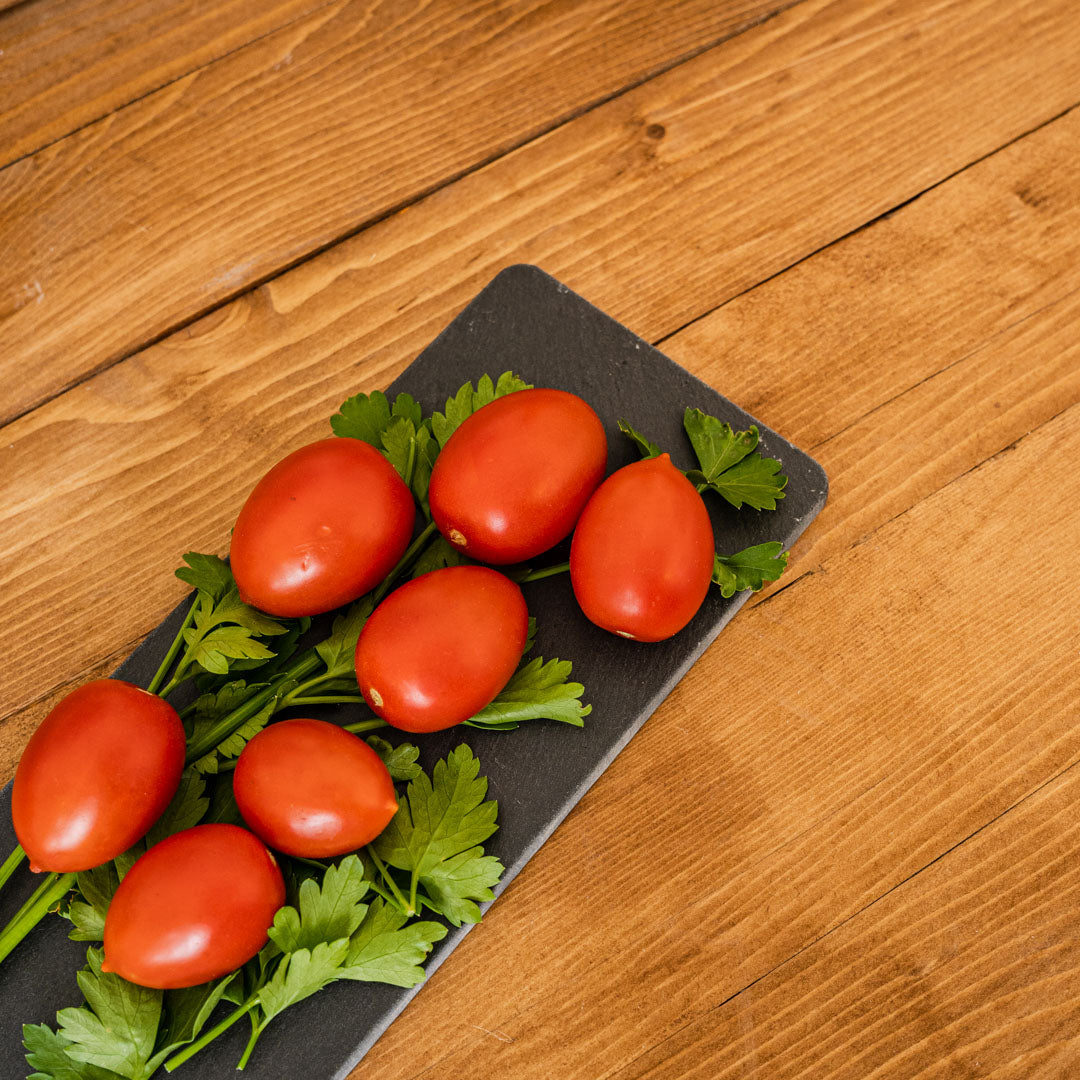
[0,265,827,1079]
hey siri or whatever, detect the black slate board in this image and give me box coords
[0,265,827,1078]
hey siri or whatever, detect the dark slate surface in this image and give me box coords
[0,265,827,1078]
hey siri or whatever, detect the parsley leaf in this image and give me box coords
[683,408,787,510]
[315,597,375,679]
[24,1024,121,1080]
[712,542,789,598]
[465,657,590,731]
[342,899,446,985]
[372,744,499,914]
[258,939,351,1023]
[174,552,233,602]
[331,390,422,445]
[417,849,503,927]
[268,855,370,954]
[409,423,440,514]
[410,535,469,578]
[155,975,239,1065]
[64,863,119,942]
[56,949,161,1080]
[430,372,532,449]
[366,737,422,781]
[618,418,662,459]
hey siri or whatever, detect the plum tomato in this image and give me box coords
[12,679,185,873]
[230,437,415,617]
[102,824,285,989]
[355,565,528,732]
[428,388,607,564]
[570,454,715,642]
[233,719,398,858]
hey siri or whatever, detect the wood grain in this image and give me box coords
[612,743,1080,1078]
[0,0,327,168]
[0,0,791,420]
[345,338,1080,1080]
[2,49,1079,763]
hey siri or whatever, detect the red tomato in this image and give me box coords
[233,719,398,857]
[355,566,528,732]
[12,680,185,873]
[102,824,284,989]
[570,454,715,642]
[428,388,607,564]
[231,438,416,617]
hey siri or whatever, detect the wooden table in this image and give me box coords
[2,0,1079,1075]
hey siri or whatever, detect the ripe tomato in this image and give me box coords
[231,438,416,617]
[355,566,528,732]
[570,454,715,642]
[12,680,185,873]
[102,824,284,989]
[428,388,607,564]
[233,719,398,857]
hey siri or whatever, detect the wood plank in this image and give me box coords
[2,68,1079,766]
[610,756,1080,1078]
[345,344,1080,1080]
[0,0,329,168]
[0,0,791,420]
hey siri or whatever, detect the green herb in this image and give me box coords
[366,737,422,782]
[372,744,502,919]
[430,372,532,449]
[466,657,590,731]
[682,408,787,510]
[616,418,661,459]
[330,390,422,447]
[314,597,375,680]
[712,542,789,598]
[24,1023,120,1080]
[410,535,469,578]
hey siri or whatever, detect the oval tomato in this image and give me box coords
[233,719,398,857]
[355,566,528,732]
[428,388,607,564]
[102,824,284,989]
[12,680,185,873]
[231,438,415,617]
[570,454,714,642]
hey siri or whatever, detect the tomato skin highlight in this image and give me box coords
[12,680,185,873]
[570,454,715,642]
[428,388,608,564]
[102,824,285,989]
[230,438,416,617]
[233,719,398,858]
[355,566,529,732]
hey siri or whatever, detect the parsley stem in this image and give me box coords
[0,871,75,966]
[343,719,386,735]
[371,520,438,606]
[517,560,570,583]
[146,600,198,695]
[367,848,414,916]
[236,1015,263,1070]
[163,993,260,1072]
[288,694,369,706]
[0,844,26,892]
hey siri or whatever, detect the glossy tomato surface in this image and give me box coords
[234,719,398,857]
[355,566,528,732]
[102,824,284,989]
[570,454,715,642]
[231,438,415,617]
[12,680,185,873]
[428,388,607,564]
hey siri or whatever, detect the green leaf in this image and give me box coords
[410,535,469,578]
[268,855,370,954]
[315,596,375,679]
[182,621,276,676]
[429,372,532,449]
[617,418,662,459]
[57,949,162,1080]
[682,408,759,479]
[418,849,504,927]
[683,407,787,510]
[152,974,239,1069]
[410,424,440,514]
[701,453,788,511]
[372,744,499,882]
[366,737,422,782]
[330,390,393,445]
[24,1024,122,1080]
[174,552,233,603]
[258,939,351,1023]
[146,769,209,844]
[523,616,537,655]
[65,864,120,941]
[712,542,789,598]
[379,416,418,483]
[342,899,447,987]
[204,590,289,638]
[465,657,590,731]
